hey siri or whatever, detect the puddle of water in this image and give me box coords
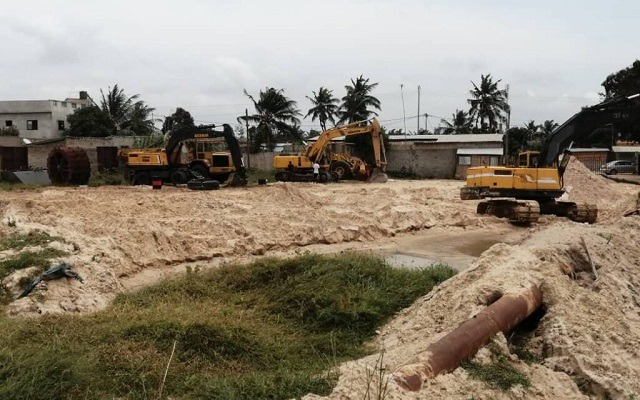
[455,239,501,257]
[385,253,439,269]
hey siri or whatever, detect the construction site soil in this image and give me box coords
[2,158,640,399]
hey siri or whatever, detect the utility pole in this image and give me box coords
[505,84,510,163]
[417,85,421,134]
[245,109,251,169]
[400,84,407,138]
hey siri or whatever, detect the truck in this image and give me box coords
[460,94,640,224]
[120,124,248,187]
[273,118,388,183]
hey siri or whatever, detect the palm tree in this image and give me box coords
[539,120,559,136]
[238,87,302,151]
[467,74,510,133]
[305,87,339,132]
[100,84,156,135]
[437,110,473,134]
[338,75,381,123]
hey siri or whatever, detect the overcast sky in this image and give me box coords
[1,0,638,133]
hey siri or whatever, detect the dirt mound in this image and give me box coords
[1,180,483,316]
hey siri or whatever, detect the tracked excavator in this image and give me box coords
[120,124,248,187]
[460,94,640,224]
[273,118,388,183]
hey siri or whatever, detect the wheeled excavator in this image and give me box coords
[460,94,640,224]
[120,124,248,187]
[273,118,388,183]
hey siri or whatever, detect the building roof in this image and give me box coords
[568,148,609,153]
[613,146,640,153]
[456,147,503,156]
[388,133,503,143]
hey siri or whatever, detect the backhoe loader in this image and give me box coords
[460,94,640,224]
[120,124,248,187]
[273,119,388,183]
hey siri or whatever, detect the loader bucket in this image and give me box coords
[367,168,388,183]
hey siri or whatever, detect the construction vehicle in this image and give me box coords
[273,118,388,183]
[460,94,640,224]
[120,124,248,187]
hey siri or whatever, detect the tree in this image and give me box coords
[305,87,339,132]
[467,74,510,133]
[338,75,381,123]
[436,110,473,134]
[504,127,529,156]
[238,87,302,152]
[162,107,195,133]
[66,85,156,137]
[65,106,114,137]
[100,84,156,135]
[601,60,640,100]
[539,120,559,136]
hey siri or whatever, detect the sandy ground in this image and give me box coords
[2,158,640,399]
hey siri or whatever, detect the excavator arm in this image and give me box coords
[538,94,640,168]
[304,119,386,166]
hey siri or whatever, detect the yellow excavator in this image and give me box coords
[273,118,388,183]
[460,94,640,224]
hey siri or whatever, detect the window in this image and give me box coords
[52,100,57,106]
[72,103,77,109]
[458,156,471,166]
[58,120,65,130]
[5,120,12,127]
[26,120,38,130]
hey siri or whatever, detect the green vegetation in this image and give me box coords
[87,170,124,186]
[463,354,531,391]
[0,248,69,305]
[0,253,455,400]
[246,167,276,183]
[0,182,47,191]
[387,166,419,179]
[0,231,64,252]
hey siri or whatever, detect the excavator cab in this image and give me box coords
[518,151,540,167]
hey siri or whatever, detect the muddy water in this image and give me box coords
[384,228,519,271]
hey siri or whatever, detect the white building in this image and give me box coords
[0,91,92,140]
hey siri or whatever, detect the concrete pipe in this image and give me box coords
[393,285,543,391]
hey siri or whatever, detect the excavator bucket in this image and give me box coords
[367,168,388,183]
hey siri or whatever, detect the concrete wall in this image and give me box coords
[0,100,82,139]
[245,152,277,170]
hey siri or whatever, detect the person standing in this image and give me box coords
[312,161,320,182]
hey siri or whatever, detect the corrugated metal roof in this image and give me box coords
[456,148,503,155]
[613,146,640,153]
[388,133,503,143]
[568,148,609,153]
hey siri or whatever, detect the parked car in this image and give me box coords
[600,160,637,175]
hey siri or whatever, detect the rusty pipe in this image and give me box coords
[393,285,542,391]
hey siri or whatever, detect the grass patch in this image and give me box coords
[246,167,276,183]
[0,182,47,191]
[88,171,124,187]
[0,248,68,280]
[0,248,68,306]
[0,252,455,399]
[463,354,531,391]
[0,231,64,252]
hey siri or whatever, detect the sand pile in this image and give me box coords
[302,169,640,399]
[1,180,486,316]
[562,157,639,220]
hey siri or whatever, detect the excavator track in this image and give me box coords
[565,202,598,224]
[477,199,540,224]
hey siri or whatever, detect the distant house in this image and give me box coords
[386,134,504,179]
[0,91,92,140]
